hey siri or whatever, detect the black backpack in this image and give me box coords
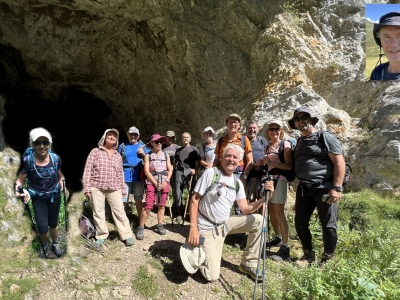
[317,131,352,187]
[266,139,297,182]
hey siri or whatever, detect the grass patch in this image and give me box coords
[1,277,40,300]
[132,265,158,299]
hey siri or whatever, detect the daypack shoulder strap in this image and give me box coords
[119,143,125,156]
[203,167,239,195]
[241,135,245,149]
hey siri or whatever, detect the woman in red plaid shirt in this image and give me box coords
[83,129,135,247]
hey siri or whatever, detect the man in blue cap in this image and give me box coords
[370,12,400,80]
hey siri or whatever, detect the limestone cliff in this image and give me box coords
[0,0,399,194]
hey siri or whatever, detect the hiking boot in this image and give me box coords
[296,249,316,267]
[266,236,282,248]
[319,253,333,267]
[51,242,63,257]
[136,226,144,240]
[94,239,106,247]
[125,237,135,247]
[176,216,183,222]
[270,245,290,262]
[156,224,166,235]
[238,264,263,282]
[41,243,52,258]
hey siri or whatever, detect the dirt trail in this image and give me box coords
[23,193,259,300]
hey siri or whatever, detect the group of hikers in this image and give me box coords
[15,105,346,283]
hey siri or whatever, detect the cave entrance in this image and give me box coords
[2,86,113,192]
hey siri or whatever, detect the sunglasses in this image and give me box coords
[268,127,281,132]
[33,141,50,146]
[293,115,310,122]
[153,140,163,144]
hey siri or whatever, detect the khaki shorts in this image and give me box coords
[269,180,288,205]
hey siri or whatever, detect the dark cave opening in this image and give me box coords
[1,86,113,192]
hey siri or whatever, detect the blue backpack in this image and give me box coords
[23,148,59,180]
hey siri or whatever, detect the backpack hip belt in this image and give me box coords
[150,170,168,176]
[28,184,60,203]
[198,209,228,237]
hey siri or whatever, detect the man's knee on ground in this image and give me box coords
[200,266,219,282]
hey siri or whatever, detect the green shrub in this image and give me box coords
[339,189,400,230]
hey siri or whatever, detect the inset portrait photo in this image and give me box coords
[366,4,400,80]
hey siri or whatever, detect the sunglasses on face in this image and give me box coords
[293,115,310,122]
[33,141,50,146]
[153,140,163,144]
[228,121,240,125]
[268,127,281,132]
[128,133,139,136]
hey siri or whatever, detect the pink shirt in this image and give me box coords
[83,147,125,193]
[146,152,168,185]
[266,140,291,181]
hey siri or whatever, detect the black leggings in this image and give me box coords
[31,194,61,234]
[294,187,337,255]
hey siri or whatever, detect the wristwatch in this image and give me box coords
[331,185,344,192]
[242,174,248,180]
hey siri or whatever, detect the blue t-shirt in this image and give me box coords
[118,141,151,182]
[370,62,400,80]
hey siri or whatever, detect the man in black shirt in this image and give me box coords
[289,106,345,266]
[174,132,200,221]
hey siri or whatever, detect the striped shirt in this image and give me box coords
[83,147,125,194]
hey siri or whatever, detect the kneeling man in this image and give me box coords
[185,144,274,281]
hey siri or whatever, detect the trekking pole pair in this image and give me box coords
[17,186,49,258]
[253,173,273,300]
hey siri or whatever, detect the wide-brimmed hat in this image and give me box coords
[98,128,119,149]
[166,130,175,137]
[288,106,319,129]
[146,134,167,146]
[373,12,400,47]
[29,127,53,143]
[127,126,140,134]
[202,126,217,139]
[225,113,242,124]
[266,119,284,128]
[180,240,206,274]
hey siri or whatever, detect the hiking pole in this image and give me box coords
[167,188,174,226]
[81,234,105,256]
[18,186,49,258]
[182,175,193,226]
[62,179,68,232]
[253,174,273,300]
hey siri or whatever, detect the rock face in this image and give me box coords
[0,0,399,194]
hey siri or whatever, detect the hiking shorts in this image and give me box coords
[269,180,288,205]
[122,181,144,202]
[144,183,170,209]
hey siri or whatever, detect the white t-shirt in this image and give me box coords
[194,168,246,232]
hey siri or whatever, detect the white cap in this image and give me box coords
[29,127,52,143]
[128,126,140,134]
[202,126,217,139]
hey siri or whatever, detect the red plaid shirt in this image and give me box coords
[83,147,125,194]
